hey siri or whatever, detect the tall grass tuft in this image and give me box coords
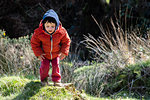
[84,16,150,67]
[79,16,150,97]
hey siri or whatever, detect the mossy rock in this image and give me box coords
[0,76,87,100]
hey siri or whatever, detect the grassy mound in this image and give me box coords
[0,76,29,96]
[73,60,150,99]
[0,76,87,100]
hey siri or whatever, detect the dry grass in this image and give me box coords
[83,16,150,68]
[0,32,40,76]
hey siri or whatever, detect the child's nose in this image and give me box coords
[48,27,52,30]
[48,27,54,30]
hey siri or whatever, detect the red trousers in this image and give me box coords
[40,57,61,82]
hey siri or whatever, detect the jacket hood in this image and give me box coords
[43,9,59,30]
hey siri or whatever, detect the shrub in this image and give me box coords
[79,12,150,98]
[73,60,150,99]
[0,30,40,76]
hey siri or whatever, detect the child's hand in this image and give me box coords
[59,53,66,60]
[38,54,45,61]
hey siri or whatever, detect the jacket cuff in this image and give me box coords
[61,50,69,56]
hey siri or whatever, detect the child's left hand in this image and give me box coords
[59,53,66,60]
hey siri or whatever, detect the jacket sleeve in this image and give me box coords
[60,30,71,56]
[30,31,44,57]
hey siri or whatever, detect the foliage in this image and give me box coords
[73,63,107,96]
[84,15,150,66]
[0,76,29,96]
[0,30,40,76]
[73,59,150,99]
[0,76,87,100]
[81,13,150,98]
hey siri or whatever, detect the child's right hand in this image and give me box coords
[38,54,45,61]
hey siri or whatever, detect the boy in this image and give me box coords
[31,9,71,86]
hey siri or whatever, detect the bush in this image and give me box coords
[80,16,150,98]
[73,60,150,99]
[0,30,40,76]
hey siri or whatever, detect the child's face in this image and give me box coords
[44,22,56,34]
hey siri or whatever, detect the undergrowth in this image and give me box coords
[73,60,150,99]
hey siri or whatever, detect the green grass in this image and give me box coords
[74,65,94,73]
[0,76,29,96]
[0,76,143,100]
[0,76,86,100]
[86,94,138,100]
[72,60,150,99]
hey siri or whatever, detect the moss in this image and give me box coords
[1,76,147,99]
[0,76,87,100]
[0,76,29,96]
[31,87,73,100]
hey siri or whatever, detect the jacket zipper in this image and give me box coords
[50,35,53,60]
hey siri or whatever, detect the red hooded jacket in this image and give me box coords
[31,22,71,60]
